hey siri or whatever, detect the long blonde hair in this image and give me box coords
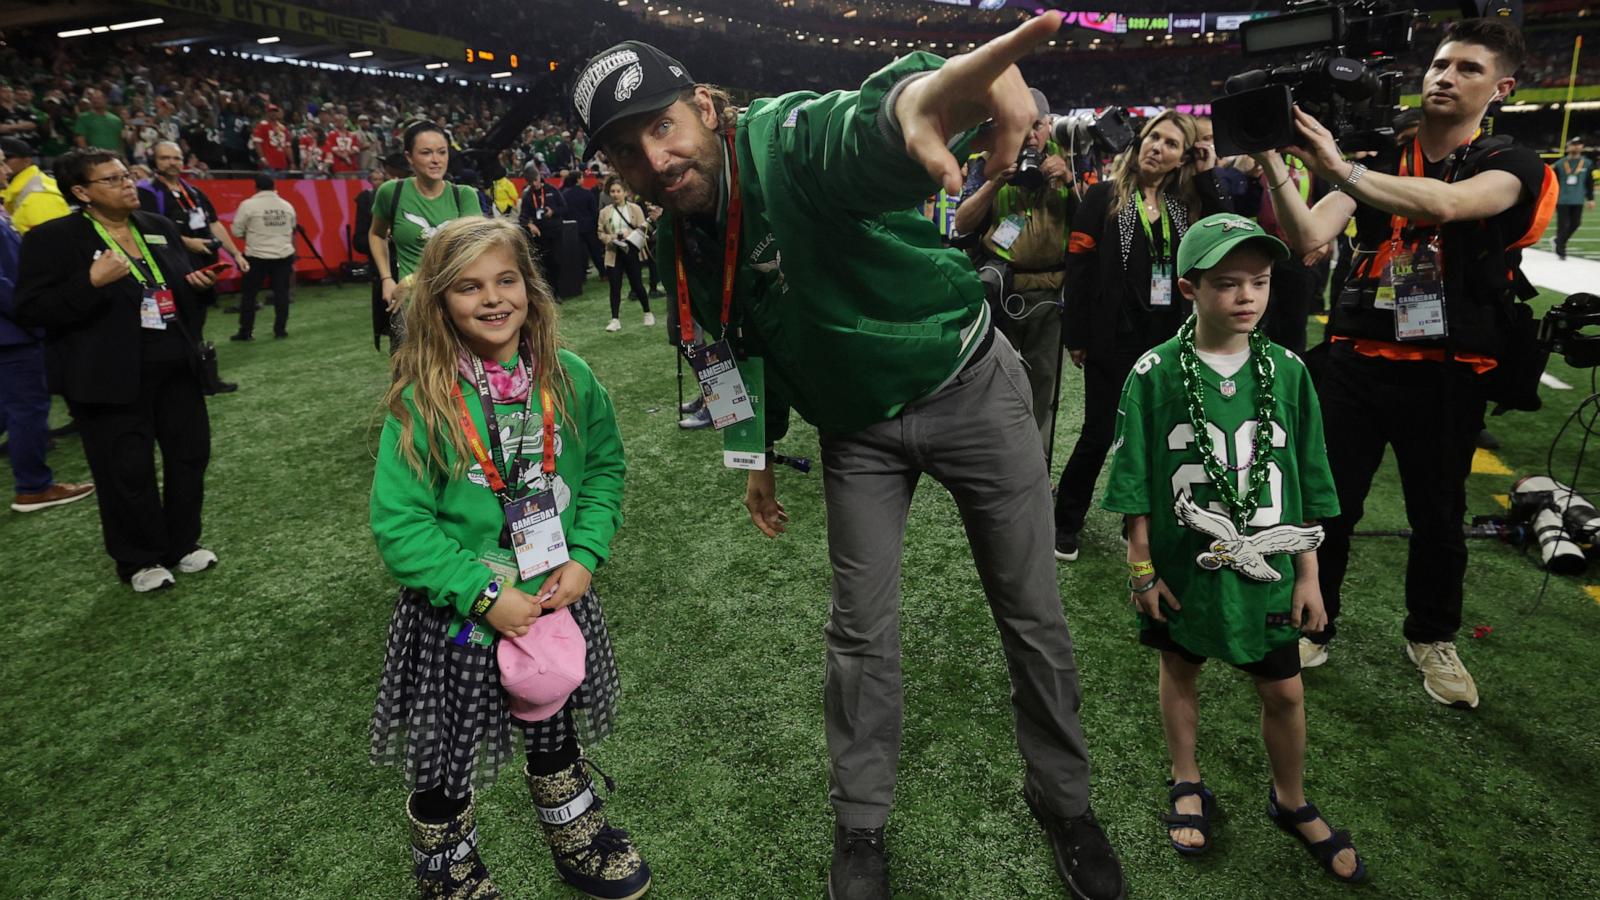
[384,217,572,480]
[1107,111,1203,220]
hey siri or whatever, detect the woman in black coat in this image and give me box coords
[1054,111,1232,562]
[15,149,220,591]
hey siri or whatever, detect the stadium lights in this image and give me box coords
[425,62,448,69]
[844,8,857,16]
[257,36,281,44]
[693,15,704,23]
[617,0,627,5]
[110,18,164,31]
[350,50,374,58]
[658,8,670,15]
[491,71,513,78]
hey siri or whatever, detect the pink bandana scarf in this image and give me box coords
[457,348,532,403]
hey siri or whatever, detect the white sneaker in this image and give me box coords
[131,565,176,593]
[643,312,656,326]
[1406,641,1480,709]
[605,318,622,332]
[176,548,218,573]
[1299,638,1329,669]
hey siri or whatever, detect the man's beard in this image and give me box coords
[650,127,724,218]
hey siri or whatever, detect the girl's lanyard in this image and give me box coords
[673,130,758,433]
[1136,194,1174,307]
[89,215,176,328]
[452,347,569,582]
[452,348,551,505]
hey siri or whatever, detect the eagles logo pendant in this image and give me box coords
[1219,379,1237,398]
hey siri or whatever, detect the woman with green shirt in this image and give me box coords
[367,121,481,349]
[369,218,650,899]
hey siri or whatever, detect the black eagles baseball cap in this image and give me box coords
[572,41,695,144]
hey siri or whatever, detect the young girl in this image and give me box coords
[596,176,652,333]
[1102,214,1365,883]
[369,217,650,899]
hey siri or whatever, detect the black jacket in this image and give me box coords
[1063,175,1231,358]
[15,210,203,404]
[561,184,599,229]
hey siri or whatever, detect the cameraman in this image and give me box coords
[1254,19,1554,709]
[953,88,1074,448]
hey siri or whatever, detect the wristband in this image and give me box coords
[1127,560,1156,578]
[1334,162,1367,192]
[1129,575,1159,594]
[469,579,501,619]
[1267,174,1292,192]
[381,274,395,283]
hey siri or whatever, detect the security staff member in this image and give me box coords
[1553,137,1594,260]
[953,87,1075,449]
[1255,18,1554,710]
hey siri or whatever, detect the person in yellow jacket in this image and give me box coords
[0,138,70,233]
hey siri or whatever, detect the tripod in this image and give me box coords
[294,223,337,284]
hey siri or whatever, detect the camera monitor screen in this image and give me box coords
[1240,7,1341,57]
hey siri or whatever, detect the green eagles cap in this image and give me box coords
[1177,213,1290,278]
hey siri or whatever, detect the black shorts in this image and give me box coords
[1140,626,1301,682]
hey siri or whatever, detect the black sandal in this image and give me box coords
[1162,779,1216,856]
[1267,786,1368,884]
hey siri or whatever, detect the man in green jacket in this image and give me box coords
[575,14,1124,900]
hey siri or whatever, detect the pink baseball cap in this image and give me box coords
[497,607,586,722]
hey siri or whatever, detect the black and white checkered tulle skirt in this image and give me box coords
[369,588,620,799]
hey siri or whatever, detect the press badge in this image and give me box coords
[503,491,568,580]
[991,214,1026,251]
[1392,247,1446,341]
[187,208,208,231]
[1569,175,1581,186]
[140,288,177,330]
[1149,264,1173,307]
[1375,249,1409,311]
[690,339,754,429]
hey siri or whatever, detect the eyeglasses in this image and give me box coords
[85,173,136,187]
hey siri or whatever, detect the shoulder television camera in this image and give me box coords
[1211,1,1417,157]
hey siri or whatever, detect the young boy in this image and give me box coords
[1102,213,1366,883]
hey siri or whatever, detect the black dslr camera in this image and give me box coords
[1011,146,1046,191]
[1211,1,1417,157]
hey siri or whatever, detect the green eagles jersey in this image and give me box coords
[1102,334,1340,664]
[373,177,481,280]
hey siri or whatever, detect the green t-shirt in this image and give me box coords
[1102,335,1340,664]
[74,111,123,151]
[372,177,481,279]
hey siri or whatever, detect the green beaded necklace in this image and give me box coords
[1176,316,1277,531]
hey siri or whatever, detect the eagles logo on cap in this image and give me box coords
[572,41,696,144]
[1177,212,1291,278]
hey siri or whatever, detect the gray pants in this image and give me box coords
[819,331,1092,828]
[995,288,1063,451]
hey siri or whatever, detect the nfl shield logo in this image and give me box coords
[1220,379,1237,399]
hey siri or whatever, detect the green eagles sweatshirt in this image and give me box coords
[370,349,625,631]
[659,51,988,442]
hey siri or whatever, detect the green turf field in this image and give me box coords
[3,279,1599,899]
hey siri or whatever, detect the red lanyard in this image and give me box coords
[1387,132,1479,247]
[676,129,741,347]
[452,375,555,501]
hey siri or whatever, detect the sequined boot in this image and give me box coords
[525,759,651,900]
[407,792,501,900]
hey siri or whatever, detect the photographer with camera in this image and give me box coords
[1054,111,1229,563]
[953,88,1075,449]
[1253,19,1555,709]
[137,141,244,391]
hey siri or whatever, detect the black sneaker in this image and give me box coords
[1025,795,1126,900]
[829,826,888,900]
[229,333,252,342]
[1054,530,1080,562]
[679,396,704,415]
